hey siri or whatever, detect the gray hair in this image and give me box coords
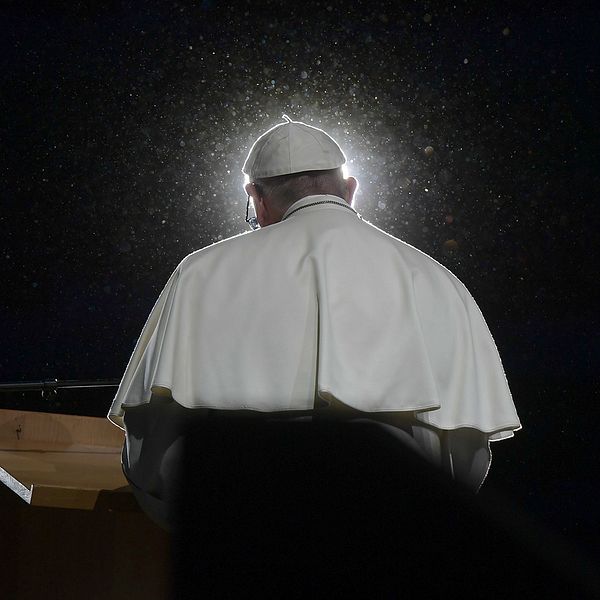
[253,167,346,211]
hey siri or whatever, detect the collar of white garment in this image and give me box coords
[281,194,357,222]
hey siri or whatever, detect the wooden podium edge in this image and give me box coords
[29,484,101,510]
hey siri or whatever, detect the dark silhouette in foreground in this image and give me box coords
[172,418,599,598]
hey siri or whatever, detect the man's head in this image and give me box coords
[244,167,358,227]
[242,115,358,227]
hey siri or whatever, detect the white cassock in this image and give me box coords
[108,194,521,507]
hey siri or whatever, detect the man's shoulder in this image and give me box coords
[360,218,448,267]
[359,218,471,292]
[176,216,311,272]
[177,230,255,272]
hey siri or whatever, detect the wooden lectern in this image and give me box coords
[0,409,170,599]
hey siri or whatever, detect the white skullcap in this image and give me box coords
[242,114,346,180]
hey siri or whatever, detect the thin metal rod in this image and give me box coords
[0,379,120,393]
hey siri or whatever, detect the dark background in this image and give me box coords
[2,0,599,563]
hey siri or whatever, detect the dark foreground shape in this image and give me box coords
[171,419,599,598]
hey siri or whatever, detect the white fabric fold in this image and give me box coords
[108,194,521,444]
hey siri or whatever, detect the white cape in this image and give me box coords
[108,195,521,442]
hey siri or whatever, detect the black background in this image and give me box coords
[2,0,599,563]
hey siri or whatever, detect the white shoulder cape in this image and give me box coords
[108,195,521,442]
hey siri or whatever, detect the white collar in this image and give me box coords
[281,194,357,222]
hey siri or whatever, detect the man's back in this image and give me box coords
[110,193,519,444]
[110,115,521,541]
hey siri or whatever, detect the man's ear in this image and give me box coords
[245,183,269,226]
[255,194,272,226]
[344,176,358,206]
[245,182,260,203]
